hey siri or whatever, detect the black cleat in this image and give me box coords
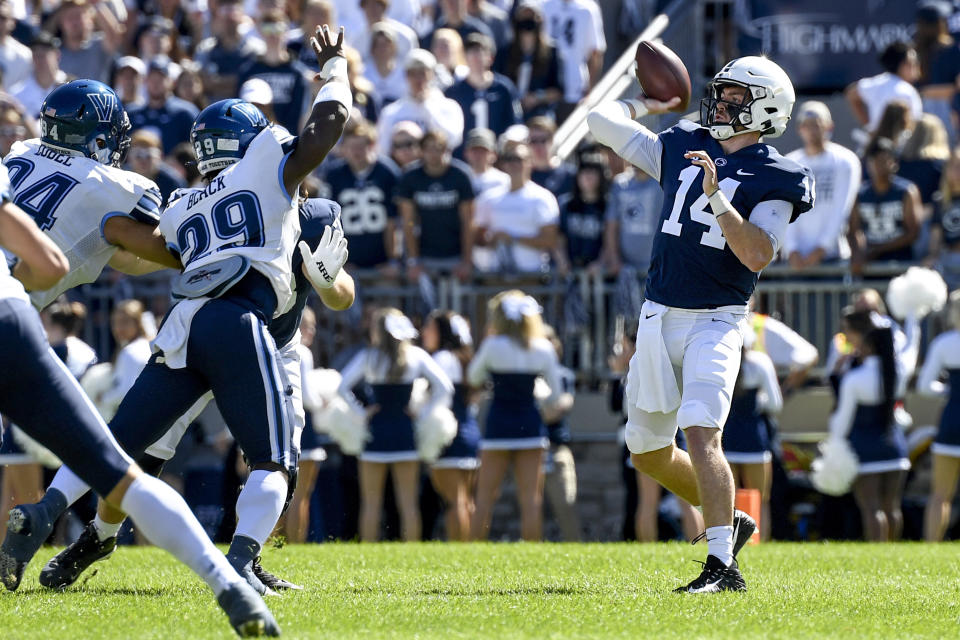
[217,582,281,637]
[227,536,276,596]
[0,504,55,591]
[690,509,758,559]
[252,557,302,591]
[732,509,757,558]
[39,522,116,589]
[673,555,747,594]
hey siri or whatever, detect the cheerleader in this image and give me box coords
[829,308,909,542]
[721,333,782,541]
[338,308,454,542]
[468,291,570,541]
[917,291,960,541]
[422,310,481,542]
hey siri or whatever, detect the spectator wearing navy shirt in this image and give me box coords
[127,56,199,155]
[444,33,522,156]
[498,0,563,120]
[396,129,476,281]
[125,129,186,206]
[850,138,921,272]
[528,116,575,201]
[467,0,512,52]
[194,0,264,101]
[323,120,402,274]
[237,10,312,133]
[425,0,495,50]
[557,151,609,274]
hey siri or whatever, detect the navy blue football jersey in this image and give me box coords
[323,158,400,268]
[645,121,814,309]
[444,75,523,143]
[559,197,605,267]
[268,197,342,348]
[395,159,476,259]
[857,176,914,261]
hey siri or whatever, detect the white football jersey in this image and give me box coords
[0,162,29,304]
[2,139,162,310]
[159,125,300,315]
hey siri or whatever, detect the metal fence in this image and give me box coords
[68,262,932,382]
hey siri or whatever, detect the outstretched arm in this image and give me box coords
[103,217,182,270]
[1,201,69,291]
[282,25,352,196]
[586,96,679,181]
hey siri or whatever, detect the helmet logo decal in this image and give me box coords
[87,92,117,123]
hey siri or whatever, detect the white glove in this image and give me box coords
[299,225,348,289]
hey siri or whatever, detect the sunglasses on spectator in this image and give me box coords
[130,148,160,160]
[501,155,525,163]
[392,139,418,150]
[530,137,550,145]
[260,22,287,35]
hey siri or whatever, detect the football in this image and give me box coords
[633,40,691,112]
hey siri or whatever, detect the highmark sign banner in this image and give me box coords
[735,0,917,92]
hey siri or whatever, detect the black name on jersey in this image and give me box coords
[187,176,227,210]
[35,145,74,167]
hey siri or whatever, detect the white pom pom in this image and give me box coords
[810,437,859,496]
[11,426,62,469]
[313,397,369,455]
[408,378,430,416]
[304,368,342,412]
[415,405,458,462]
[886,267,948,320]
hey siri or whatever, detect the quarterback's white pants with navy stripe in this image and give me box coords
[110,298,296,472]
[624,301,746,455]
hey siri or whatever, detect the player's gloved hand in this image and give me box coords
[299,226,348,289]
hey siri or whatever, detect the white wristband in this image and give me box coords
[708,189,732,217]
[319,56,348,81]
[312,78,353,114]
[620,99,648,120]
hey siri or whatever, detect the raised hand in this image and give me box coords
[684,150,719,195]
[311,24,345,72]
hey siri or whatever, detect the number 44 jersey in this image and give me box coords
[2,139,162,310]
[645,120,814,310]
[160,125,300,315]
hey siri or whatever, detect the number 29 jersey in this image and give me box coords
[2,139,162,310]
[645,121,814,309]
[160,125,301,315]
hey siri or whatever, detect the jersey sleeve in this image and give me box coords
[453,163,476,201]
[764,161,816,222]
[586,101,662,181]
[247,125,299,204]
[97,172,162,239]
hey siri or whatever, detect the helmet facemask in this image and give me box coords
[700,80,775,141]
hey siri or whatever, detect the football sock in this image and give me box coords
[705,525,734,566]
[120,474,241,595]
[92,514,123,542]
[233,470,288,546]
[35,487,68,523]
[46,466,91,509]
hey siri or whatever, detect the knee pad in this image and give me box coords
[624,422,676,455]
[677,399,723,431]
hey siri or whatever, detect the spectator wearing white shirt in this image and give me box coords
[542,0,605,120]
[473,140,559,274]
[784,102,861,269]
[376,48,465,154]
[100,300,153,420]
[0,1,31,91]
[463,127,509,195]
[846,41,923,134]
[12,31,67,118]
[363,24,409,110]
[353,1,419,68]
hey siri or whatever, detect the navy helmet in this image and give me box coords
[190,99,269,177]
[39,79,131,166]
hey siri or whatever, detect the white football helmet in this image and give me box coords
[700,56,795,140]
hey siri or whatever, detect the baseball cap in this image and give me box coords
[465,128,496,151]
[117,56,147,76]
[405,48,437,71]
[240,78,274,106]
[797,100,832,124]
[30,31,60,50]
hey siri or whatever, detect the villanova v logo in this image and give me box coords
[87,93,116,123]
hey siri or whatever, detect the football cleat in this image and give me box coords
[0,504,55,591]
[673,555,747,594]
[39,522,116,589]
[252,557,302,591]
[690,509,757,559]
[217,581,281,637]
[227,536,277,597]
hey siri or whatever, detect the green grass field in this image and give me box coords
[1,542,959,639]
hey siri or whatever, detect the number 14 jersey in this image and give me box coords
[160,125,300,315]
[646,120,814,309]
